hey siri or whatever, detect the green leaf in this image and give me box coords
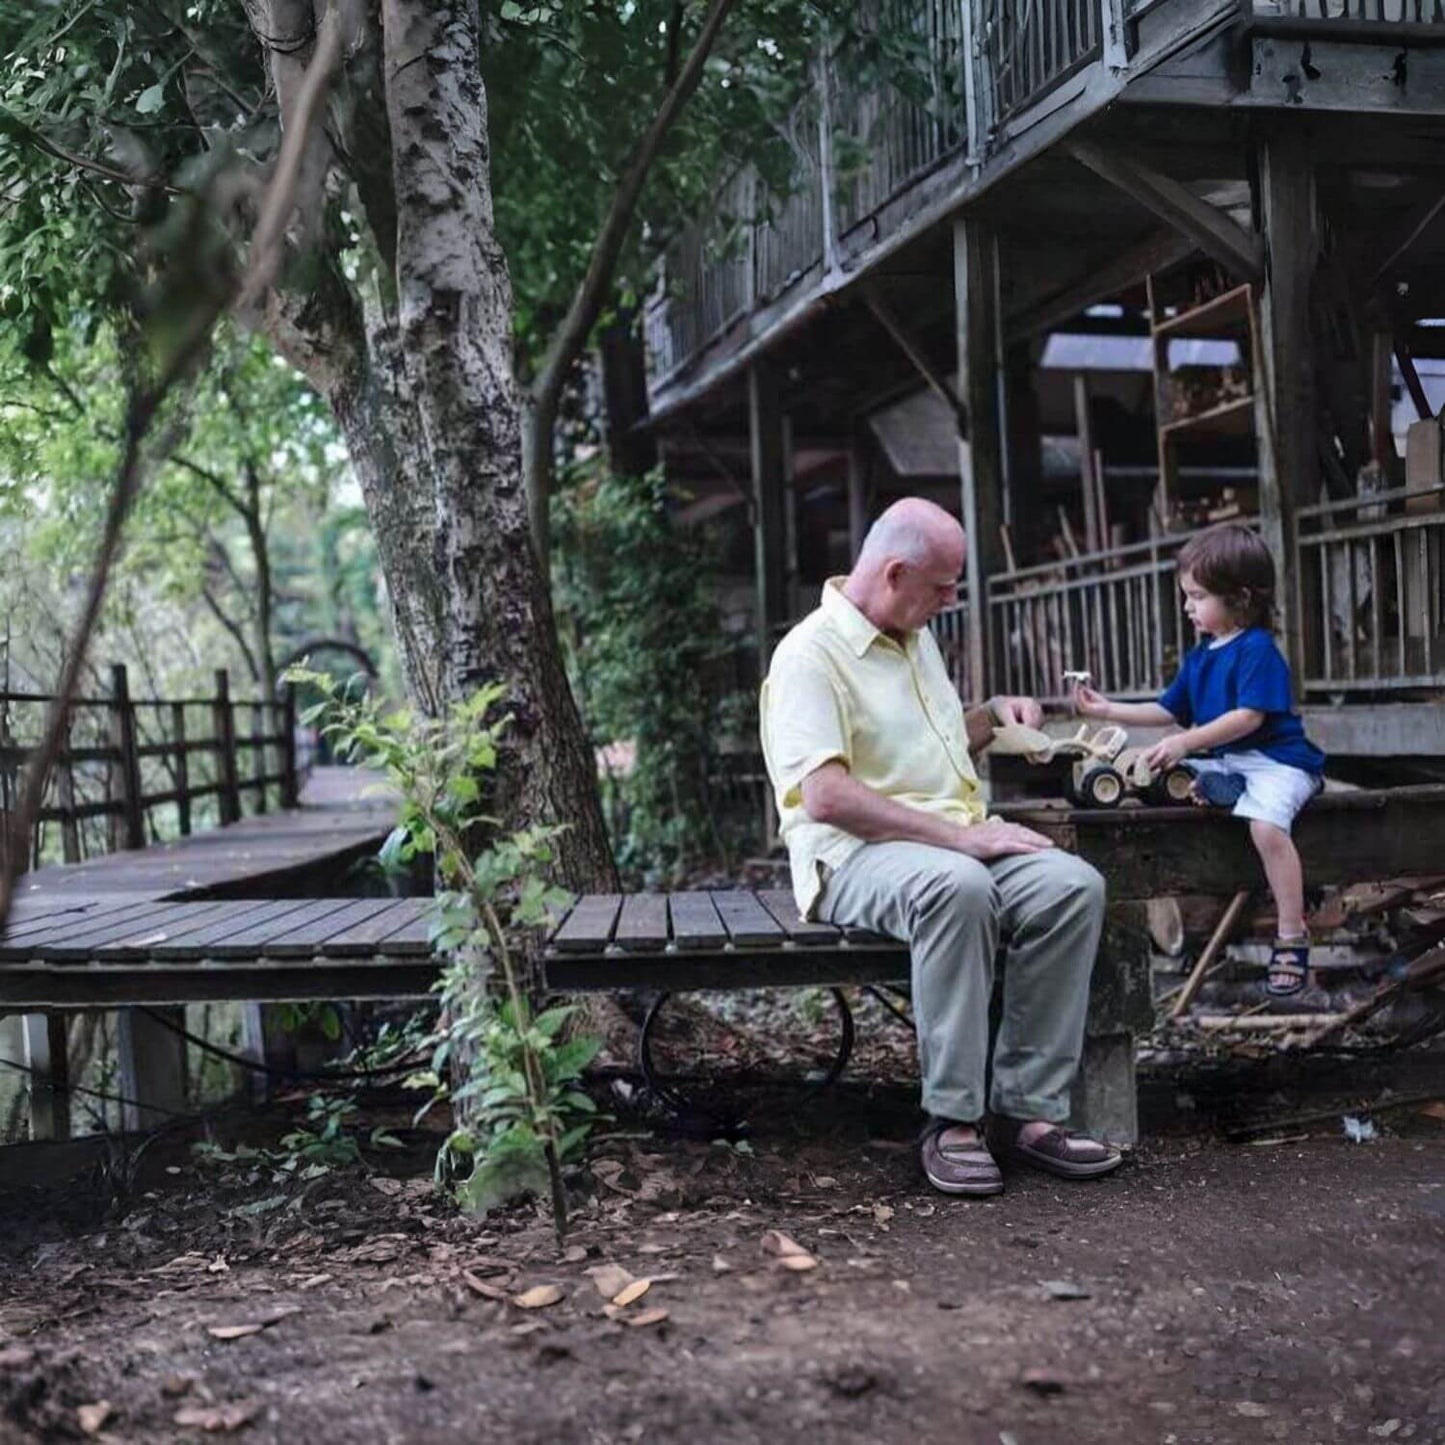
[134,81,165,114]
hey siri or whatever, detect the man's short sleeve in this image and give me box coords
[1158,653,1194,725]
[760,653,851,810]
[1235,633,1293,713]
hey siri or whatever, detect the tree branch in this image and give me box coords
[201,584,261,681]
[526,0,738,555]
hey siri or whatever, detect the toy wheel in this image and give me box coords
[1077,765,1124,808]
[1150,765,1196,805]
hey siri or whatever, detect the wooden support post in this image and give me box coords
[954,217,1006,701]
[1170,889,1251,1018]
[172,702,191,836]
[109,663,145,851]
[1073,374,1101,553]
[22,1012,69,1141]
[116,1007,187,1132]
[212,669,242,825]
[749,360,788,678]
[1255,130,1320,687]
[280,686,299,810]
[846,438,869,561]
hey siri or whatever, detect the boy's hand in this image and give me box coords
[1144,733,1192,771]
[1072,684,1110,718]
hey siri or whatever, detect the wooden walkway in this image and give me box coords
[14,767,397,903]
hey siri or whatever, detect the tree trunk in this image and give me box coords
[255,0,615,892]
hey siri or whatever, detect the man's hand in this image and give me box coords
[1143,732,1193,771]
[953,820,1054,859]
[990,694,1044,730]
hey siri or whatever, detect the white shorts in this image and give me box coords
[1187,750,1322,832]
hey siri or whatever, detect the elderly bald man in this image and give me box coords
[760,498,1121,1195]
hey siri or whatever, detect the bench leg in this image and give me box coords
[22,1012,70,1141]
[116,1007,188,1132]
[1068,1031,1138,1145]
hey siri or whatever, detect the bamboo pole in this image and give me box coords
[1169,888,1251,1019]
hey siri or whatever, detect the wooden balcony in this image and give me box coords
[643,0,1445,410]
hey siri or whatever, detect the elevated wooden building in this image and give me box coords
[636,0,1445,770]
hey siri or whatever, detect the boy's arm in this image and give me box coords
[1075,684,1175,728]
[1144,707,1264,769]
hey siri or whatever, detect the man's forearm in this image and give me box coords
[805,768,971,849]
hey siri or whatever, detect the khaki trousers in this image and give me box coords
[819,841,1105,1123]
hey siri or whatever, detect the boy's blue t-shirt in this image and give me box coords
[1159,627,1325,774]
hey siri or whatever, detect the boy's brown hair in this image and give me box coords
[1176,522,1275,630]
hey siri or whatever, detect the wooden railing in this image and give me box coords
[929,525,1216,705]
[1254,1,1445,22]
[0,666,298,871]
[1296,486,1445,695]
[977,0,1103,125]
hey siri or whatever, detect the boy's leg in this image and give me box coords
[1250,819,1306,939]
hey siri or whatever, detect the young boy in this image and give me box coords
[1072,522,1326,997]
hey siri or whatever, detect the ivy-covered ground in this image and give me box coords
[2,1070,1443,1445]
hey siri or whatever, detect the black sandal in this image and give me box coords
[1266,938,1311,997]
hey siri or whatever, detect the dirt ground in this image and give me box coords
[2,1068,1444,1445]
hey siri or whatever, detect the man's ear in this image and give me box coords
[882,558,907,589]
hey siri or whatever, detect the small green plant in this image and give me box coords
[287,667,599,1236]
[278,1092,363,1169]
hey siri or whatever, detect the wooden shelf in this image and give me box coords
[1159,393,1255,440]
[1151,284,1255,342]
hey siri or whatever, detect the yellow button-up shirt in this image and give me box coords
[759,578,987,919]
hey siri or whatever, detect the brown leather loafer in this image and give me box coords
[919,1120,1004,1196]
[989,1119,1123,1180]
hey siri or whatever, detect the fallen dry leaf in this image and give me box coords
[611,1278,651,1308]
[207,1255,229,1274]
[160,1374,195,1399]
[1419,1101,1445,1122]
[626,1307,669,1328]
[77,1401,113,1435]
[173,1400,262,1433]
[512,1284,564,1309]
[711,1255,733,1274]
[813,1176,838,1189]
[779,1254,819,1272]
[760,1230,808,1259]
[561,1245,588,1263]
[370,1177,404,1196]
[585,1264,635,1299]
[463,1271,509,1301]
[297,1274,333,1290]
[872,1204,896,1227]
[205,1324,265,1341]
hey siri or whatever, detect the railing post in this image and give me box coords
[212,669,242,826]
[1102,0,1130,70]
[57,708,80,864]
[280,685,299,810]
[22,1013,69,1141]
[816,51,840,273]
[961,0,990,165]
[109,663,145,851]
[172,702,191,836]
[250,701,268,816]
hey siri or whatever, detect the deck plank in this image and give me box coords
[755,889,844,946]
[667,892,727,950]
[550,895,622,953]
[0,899,162,959]
[146,900,307,960]
[205,900,353,959]
[320,900,426,955]
[262,898,401,958]
[87,901,250,960]
[375,903,432,954]
[613,895,670,953]
[0,897,142,946]
[709,890,784,947]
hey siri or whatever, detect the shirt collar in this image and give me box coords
[821,577,910,659]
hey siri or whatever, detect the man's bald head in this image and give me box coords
[844,498,965,638]
[856,498,965,574]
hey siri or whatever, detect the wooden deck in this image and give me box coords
[13,767,396,902]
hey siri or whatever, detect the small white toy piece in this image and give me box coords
[1062,669,1092,688]
[989,721,1195,809]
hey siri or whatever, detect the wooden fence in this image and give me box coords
[0,666,298,871]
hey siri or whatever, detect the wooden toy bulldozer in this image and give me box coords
[990,721,1196,809]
